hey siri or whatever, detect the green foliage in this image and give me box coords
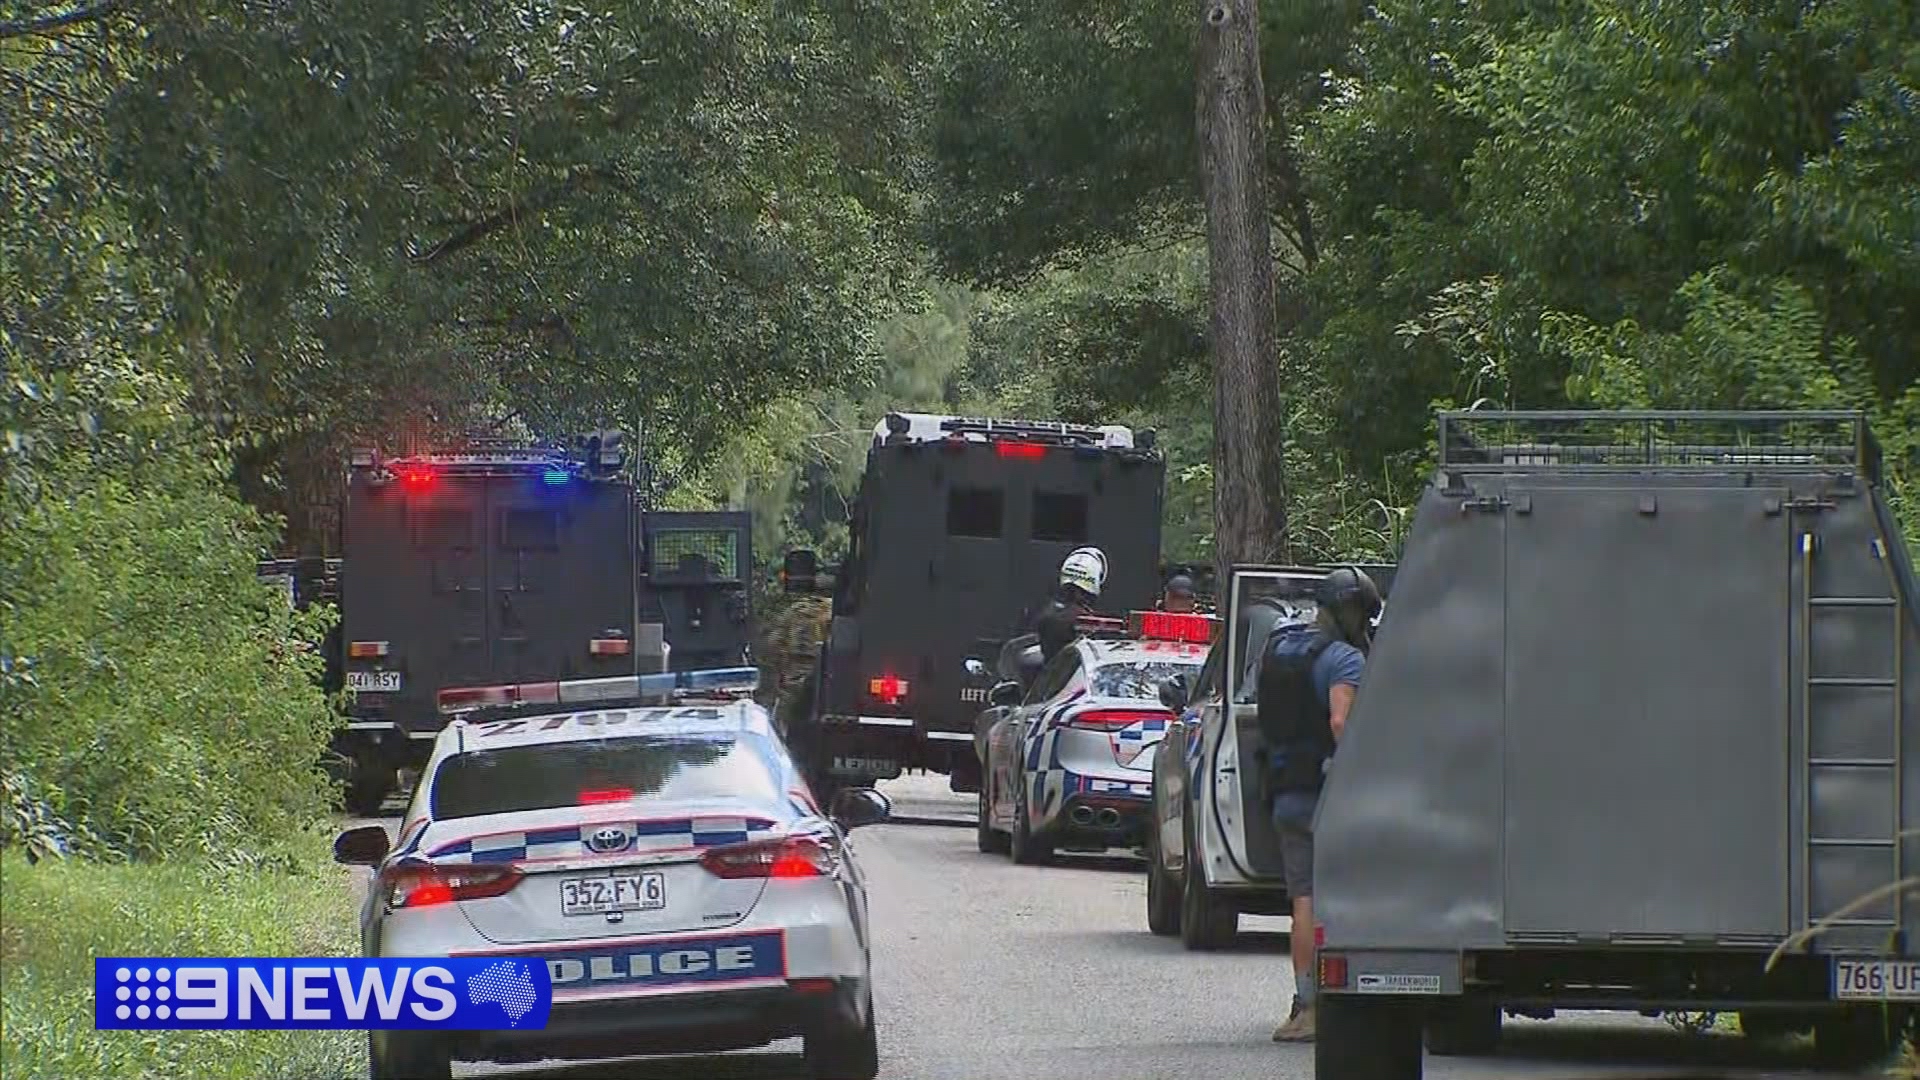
[0,452,339,864]
[0,845,361,1080]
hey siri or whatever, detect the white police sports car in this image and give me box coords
[976,611,1213,864]
[332,666,890,1080]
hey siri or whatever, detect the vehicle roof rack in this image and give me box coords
[1436,409,1879,483]
[871,411,1145,452]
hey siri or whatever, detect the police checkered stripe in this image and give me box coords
[428,816,779,863]
[1115,717,1170,743]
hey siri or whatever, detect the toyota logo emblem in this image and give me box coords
[586,826,631,853]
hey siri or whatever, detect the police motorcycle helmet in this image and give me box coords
[1058,546,1108,601]
[1315,566,1383,652]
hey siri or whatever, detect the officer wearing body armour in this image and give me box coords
[1027,546,1107,665]
[759,593,832,736]
[1259,567,1382,1044]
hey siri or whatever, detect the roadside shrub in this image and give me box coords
[0,454,337,867]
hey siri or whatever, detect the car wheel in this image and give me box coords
[1009,779,1052,866]
[1424,996,1501,1056]
[804,996,879,1080]
[367,1031,450,1080]
[1178,818,1235,950]
[1144,829,1180,936]
[1317,994,1423,1080]
[976,776,1009,854]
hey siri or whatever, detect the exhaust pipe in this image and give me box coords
[1096,807,1121,828]
[1069,805,1095,826]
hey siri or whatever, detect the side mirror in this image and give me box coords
[781,550,819,593]
[1159,673,1190,712]
[990,680,1023,708]
[830,787,892,830]
[963,657,988,678]
[333,824,391,866]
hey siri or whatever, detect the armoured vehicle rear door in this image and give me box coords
[1212,568,1328,883]
[484,474,636,685]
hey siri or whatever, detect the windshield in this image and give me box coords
[1090,659,1205,700]
[429,734,784,821]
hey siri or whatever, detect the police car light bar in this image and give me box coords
[438,666,762,715]
[1129,610,1219,645]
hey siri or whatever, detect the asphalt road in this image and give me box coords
[353,774,1894,1080]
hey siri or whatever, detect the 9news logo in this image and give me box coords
[95,958,552,1031]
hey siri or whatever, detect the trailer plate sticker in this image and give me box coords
[1355,973,1443,995]
[1832,959,1920,1001]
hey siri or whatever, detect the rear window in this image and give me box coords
[1090,660,1205,700]
[947,487,1004,538]
[429,734,783,821]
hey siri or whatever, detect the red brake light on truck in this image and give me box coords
[397,466,437,491]
[588,637,631,656]
[868,674,909,705]
[994,440,1048,459]
[347,640,390,659]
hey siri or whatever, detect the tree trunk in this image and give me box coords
[1196,0,1290,569]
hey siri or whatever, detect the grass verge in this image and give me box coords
[0,835,363,1080]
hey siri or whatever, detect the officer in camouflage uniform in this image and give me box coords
[758,593,833,738]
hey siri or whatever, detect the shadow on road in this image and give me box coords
[1467,1020,1862,1077]
[1064,927,1295,956]
[469,1049,807,1079]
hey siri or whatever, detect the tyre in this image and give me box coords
[1316,994,1423,1080]
[976,776,1009,854]
[367,1031,450,1080]
[343,757,391,818]
[1812,1004,1905,1069]
[804,1001,879,1080]
[1144,829,1180,936]
[1178,818,1235,950]
[1009,779,1052,866]
[1424,996,1501,1056]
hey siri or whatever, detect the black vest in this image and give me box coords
[1256,632,1337,795]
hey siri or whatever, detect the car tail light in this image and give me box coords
[1067,708,1167,732]
[994,440,1047,459]
[348,640,390,659]
[700,836,835,879]
[376,860,522,910]
[868,674,909,706]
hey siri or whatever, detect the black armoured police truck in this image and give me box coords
[780,412,1166,799]
[333,432,751,813]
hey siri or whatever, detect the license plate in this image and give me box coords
[560,873,665,917]
[347,670,402,693]
[831,756,899,778]
[1832,958,1920,1001]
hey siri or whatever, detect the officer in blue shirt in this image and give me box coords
[1260,567,1381,1043]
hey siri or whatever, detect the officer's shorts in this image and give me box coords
[1277,822,1314,899]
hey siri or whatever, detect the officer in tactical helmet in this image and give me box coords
[1031,546,1107,664]
[1258,566,1382,1043]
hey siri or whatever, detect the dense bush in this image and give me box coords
[0,452,338,867]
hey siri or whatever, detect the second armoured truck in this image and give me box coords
[779,412,1166,800]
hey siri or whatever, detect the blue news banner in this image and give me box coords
[94,958,553,1031]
